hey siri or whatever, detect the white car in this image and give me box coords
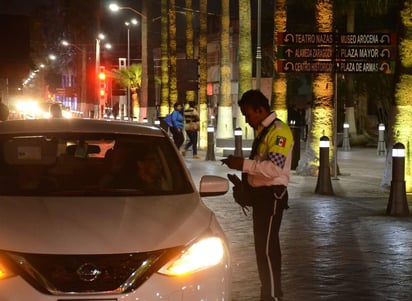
[0,118,231,300]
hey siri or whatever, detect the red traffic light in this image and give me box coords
[98,72,106,81]
[98,66,106,80]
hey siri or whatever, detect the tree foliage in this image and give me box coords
[112,64,142,90]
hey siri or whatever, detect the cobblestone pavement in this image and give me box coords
[184,147,412,301]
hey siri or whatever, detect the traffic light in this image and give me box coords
[98,66,107,104]
[98,70,106,81]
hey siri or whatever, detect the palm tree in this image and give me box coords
[140,0,149,121]
[169,0,178,106]
[272,0,288,123]
[160,0,169,116]
[216,0,233,141]
[198,0,208,148]
[112,64,142,120]
[297,0,334,176]
[238,0,254,140]
[392,1,412,192]
[185,0,195,104]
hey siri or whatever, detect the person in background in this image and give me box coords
[170,103,184,150]
[182,101,200,159]
[0,97,9,121]
[50,103,63,118]
[221,89,294,301]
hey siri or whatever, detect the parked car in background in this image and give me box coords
[0,118,231,300]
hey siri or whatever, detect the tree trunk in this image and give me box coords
[140,0,148,122]
[198,0,208,149]
[169,0,178,105]
[131,87,140,121]
[185,0,196,104]
[392,1,412,192]
[297,0,334,176]
[238,0,254,140]
[216,0,233,140]
[160,0,169,116]
[143,0,157,122]
[272,0,288,123]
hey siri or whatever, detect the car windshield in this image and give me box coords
[0,133,193,196]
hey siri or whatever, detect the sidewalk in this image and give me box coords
[184,147,412,301]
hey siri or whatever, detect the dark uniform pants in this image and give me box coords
[251,185,288,301]
[170,127,184,149]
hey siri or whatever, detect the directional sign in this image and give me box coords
[277,32,396,46]
[339,33,396,46]
[279,46,333,59]
[279,46,395,60]
[337,47,395,59]
[337,61,394,73]
[276,32,396,73]
[277,32,334,45]
[277,60,394,74]
[277,60,334,73]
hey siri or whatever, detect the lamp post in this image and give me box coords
[61,40,87,115]
[256,0,262,90]
[95,34,103,118]
[109,3,148,122]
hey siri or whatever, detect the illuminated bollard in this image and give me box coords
[386,143,410,216]
[315,136,334,195]
[206,125,216,161]
[234,127,243,157]
[154,119,160,127]
[377,123,386,156]
[342,122,351,151]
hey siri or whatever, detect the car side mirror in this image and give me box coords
[199,175,229,197]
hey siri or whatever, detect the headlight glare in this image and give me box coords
[159,237,225,276]
[0,256,15,280]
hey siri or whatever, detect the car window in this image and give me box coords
[0,133,193,196]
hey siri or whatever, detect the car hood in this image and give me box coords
[0,194,213,254]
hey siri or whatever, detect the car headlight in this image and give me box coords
[0,255,15,280]
[159,237,225,276]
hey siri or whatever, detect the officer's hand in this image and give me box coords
[221,155,244,171]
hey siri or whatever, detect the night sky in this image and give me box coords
[0,0,53,15]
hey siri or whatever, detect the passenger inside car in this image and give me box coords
[17,165,58,192]
[135,151,169,192]
[100,144,171,193]
[100,142,138,189]
[0,164,58,194]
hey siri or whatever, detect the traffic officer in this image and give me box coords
[222,89,294,301]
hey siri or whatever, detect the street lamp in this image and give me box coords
[109,3,146,19]
[109,3,148,122]
[61,40,87,115]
